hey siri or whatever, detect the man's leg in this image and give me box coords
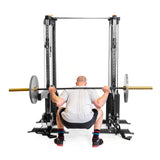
[55,107,65,146]
[56,107,65,129]
[92,108,103,147]
[94,108,103,130]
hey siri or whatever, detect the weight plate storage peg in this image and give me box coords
[29,75,39,104]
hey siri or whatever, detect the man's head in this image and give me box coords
[76,76,87,86]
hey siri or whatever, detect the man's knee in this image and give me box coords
[56,107,65,117]
[97,108,103,117]
[94,108,103,122]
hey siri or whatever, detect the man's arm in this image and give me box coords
[49,87,66,107]
[93,86,110,108]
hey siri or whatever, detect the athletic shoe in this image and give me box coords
[54,137,64,147]
[92,138,103,147]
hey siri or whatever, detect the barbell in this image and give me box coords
[9,74,153,104]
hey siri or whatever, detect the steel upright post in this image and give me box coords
[106,15,120,126]
[43,16,57,124]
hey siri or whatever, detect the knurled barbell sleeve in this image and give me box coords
[9,88,30,92]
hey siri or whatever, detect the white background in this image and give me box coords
[0,0,160,159]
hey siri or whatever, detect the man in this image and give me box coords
[49,76,110,147]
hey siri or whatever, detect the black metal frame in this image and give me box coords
[100,16,133,140]
[29,16,58,138]
[29,15,133,140]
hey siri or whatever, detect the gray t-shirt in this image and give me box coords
[59,87,99,123]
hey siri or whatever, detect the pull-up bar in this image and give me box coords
[47,15,120,20]
[53,17,110,19]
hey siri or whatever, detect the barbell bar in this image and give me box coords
[9,86,152,92]
[8,75,153,104]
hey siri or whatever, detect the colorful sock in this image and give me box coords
[92,129,100,140]
[57,128,64,139]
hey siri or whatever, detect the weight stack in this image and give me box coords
[105,93,120,126]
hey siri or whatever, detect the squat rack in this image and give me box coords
[29,15,133,140]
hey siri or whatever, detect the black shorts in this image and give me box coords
[59,108,98,129]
